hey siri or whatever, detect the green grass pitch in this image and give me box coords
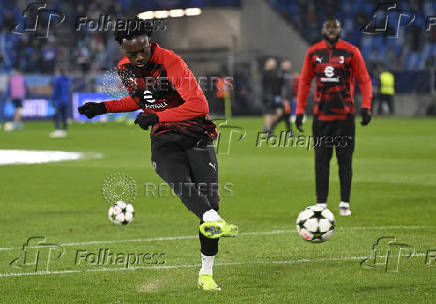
[0,117,435,303]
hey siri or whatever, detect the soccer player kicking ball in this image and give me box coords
[295,19,372,216]
[78,17,238,291]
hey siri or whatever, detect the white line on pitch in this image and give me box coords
[0,253,428,278]
[0,225,434,252]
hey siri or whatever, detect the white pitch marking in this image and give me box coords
[0,253,428,278]
[0,225,434,252]
[0,150,102,165]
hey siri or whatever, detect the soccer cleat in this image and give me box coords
[339,201,351,216]
[50,130,68,138]
[198,274,221,291]
[199,219,238,239]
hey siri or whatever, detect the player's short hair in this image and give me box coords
[323,18,341,27]
[114,16,153,45]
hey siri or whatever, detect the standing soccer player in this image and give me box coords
[9,69,26,130]
[50,67,71,138]
[295,19,372,216]
[78,17,238,291]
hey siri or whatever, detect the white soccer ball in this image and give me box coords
[108,201,135,225]
[296,205,335,242]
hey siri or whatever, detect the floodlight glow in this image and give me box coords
[154,10,169,19]
[169,9,185,17]
[185,8,202,16]
[137,11,154,20]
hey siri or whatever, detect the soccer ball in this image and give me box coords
[296,205,335,242]
[108,201,135,225]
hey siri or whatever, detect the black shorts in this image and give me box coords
[262,98,281,114]
[12,99,23,108]
[312,117,355,152]
[150,132,219,217]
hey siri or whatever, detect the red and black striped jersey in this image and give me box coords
[297,39,372,121]
[104,42,216,139]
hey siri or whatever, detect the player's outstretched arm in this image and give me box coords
[78,95,141,119]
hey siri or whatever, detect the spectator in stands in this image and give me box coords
[75,40,91,73]
[0,27,20,72]
[9,68,26,130]
[41,44,57,73]
[379,66,395,115]
[50,67,71,138]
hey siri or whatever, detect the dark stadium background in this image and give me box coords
[1,0,435,122]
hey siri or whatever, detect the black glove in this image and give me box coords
[78,102,107,119]
[360,108,372,126]
[134,113,159,130]
[295,114,304,132]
